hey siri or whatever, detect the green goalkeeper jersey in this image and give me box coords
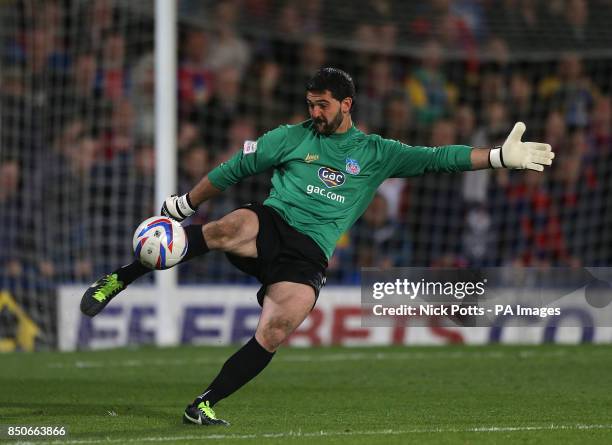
[208,120,472,259]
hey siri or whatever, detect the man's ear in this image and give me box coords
[341,97,353,114]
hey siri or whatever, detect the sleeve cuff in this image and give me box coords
[489,146,504,169]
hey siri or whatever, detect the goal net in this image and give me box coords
[1,0,612,349]
[0,0,155,349]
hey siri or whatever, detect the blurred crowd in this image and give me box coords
[1,0,612,290]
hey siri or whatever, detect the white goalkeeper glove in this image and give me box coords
[489,122,555,171]
[161,194,196,221]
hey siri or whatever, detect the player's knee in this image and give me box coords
[259,317,293,351]
[203,218,240,250]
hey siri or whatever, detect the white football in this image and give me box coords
[132,216,188,269]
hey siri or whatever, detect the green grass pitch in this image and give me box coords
[2,344,612,444]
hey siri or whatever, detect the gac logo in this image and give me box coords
[318,167,346,188]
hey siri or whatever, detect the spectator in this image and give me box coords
[502,169,573,267]
[378,178,406,221]
[99,99,136,160]
[131,141,156,223]
[589,96,612,153]
[96,33,131,101]
[179,143,210,208]
[539,53,594,128]
[177,143,212,282]
[41,130,98,281]
[0,160,26,286]
[347,18,398,90]
[409,119,465,264]
[430,118,457,145]
[405,40,455,124]
[241,58,286,130]
[196,66,243,151]
[409,1,477,68]
[301,0,323,34]
[350,194,412,269]
[356,57,397,131]
[408,0,455,42]
[132,53,155,142]
[453,103,476,145]
[208,1,251,76]
[550,129,596,264]
[81,0,116,53]
[436,12,478,68]
[282,34,328,110]
[0,67,28,158]
[23,28,58,76]
[451,0,488,41]
[490,0,546,50]
[352,22,378,56]
[379,90,413,142]
[462,204,496,266]
[507,72,534,125]
[299,35,328,81]
[276,1,303,41]
[378,90,415,223]
[472,101,509,148]
[558,0,592,50]
[178,29,214,119]
[67,53,99,118]
[178,121,202,153]
[543,110,567,154]
[463,102,509,204]
[479,65,508,107]
[588,96,612,263]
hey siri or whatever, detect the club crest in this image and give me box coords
[345,158,361,175]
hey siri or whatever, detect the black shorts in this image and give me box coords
[225,203,328,307]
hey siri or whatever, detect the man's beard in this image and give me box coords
[313,109,344,135]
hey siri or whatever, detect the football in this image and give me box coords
[132,216,188,269]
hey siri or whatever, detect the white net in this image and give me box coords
[1,0,612,349]
[0,0,155,349]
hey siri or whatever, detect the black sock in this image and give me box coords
[114,261,150,286]
[194,337,275,407]
[115,224,209,285]
[181,224,209,261]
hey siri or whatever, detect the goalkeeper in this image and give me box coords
[80,68,554,426]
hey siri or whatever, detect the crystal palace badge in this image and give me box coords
[345,158,361,175]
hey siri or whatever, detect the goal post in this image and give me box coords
[154,0,178,347]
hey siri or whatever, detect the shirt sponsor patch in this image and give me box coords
[318,167,346,188]
[243,140,257,155]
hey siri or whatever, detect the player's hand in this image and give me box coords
[489,122,555,171]
[161,194,196,221]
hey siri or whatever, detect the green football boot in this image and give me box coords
[80,273,126,317]
[183,401,230,426]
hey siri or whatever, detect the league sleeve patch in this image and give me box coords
[243,140,258,155]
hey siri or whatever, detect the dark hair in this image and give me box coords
[306,67,356,108]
